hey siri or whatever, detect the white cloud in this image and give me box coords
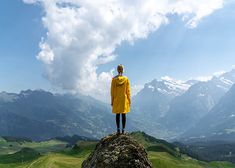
[131,85,144,97]
[37,39,55,64]
[23,0,224,103]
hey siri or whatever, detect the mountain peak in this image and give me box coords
[82,133,152,168]
[144,76,190,97]
[19,89,54,99]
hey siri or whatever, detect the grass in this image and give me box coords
[0,153,86,168]
[149,151,205,168]
[0,148,40,164]
[149,151,235,168]
[23,153,85,168]
[2,151,235,168]
[0,141,92,168]
[209,161,235,168]
[21,140,67,154]
[0,139,67,155]
[1,132,235,168]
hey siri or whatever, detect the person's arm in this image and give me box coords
[111,78,114,106]
[126,78,131,106]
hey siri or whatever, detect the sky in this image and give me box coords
[1,0,235,103]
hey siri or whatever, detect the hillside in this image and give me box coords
[129,77,191,139]
[182,84,235,141]
[1,68,235,142]
[163,79,226,135]
[1,132,235,168]
[129,68,235,140]
[0,90,135,140]
[175,141,235,163]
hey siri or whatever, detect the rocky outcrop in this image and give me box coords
[82,133,152,168]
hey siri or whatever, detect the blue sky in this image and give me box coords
[1,0,235,97]
[0,0,50,92]
[101,1,235,84]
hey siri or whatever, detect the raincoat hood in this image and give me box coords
[116,76,127,86]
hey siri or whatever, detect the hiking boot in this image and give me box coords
[122,129,125,134]
[116,128,120,135]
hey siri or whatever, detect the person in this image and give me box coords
[110,64,131,134]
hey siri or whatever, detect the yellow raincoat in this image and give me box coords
[111,75,131,114]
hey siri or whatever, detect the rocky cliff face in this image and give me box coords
[82,133,152,168]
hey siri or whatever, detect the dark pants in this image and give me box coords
[116,113,126,130]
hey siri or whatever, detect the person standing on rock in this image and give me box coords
[111,64,131,134]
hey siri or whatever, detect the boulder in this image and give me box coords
[82,133,152,168]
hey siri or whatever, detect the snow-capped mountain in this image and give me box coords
[182,84,235,142]
[132,76,191,117]
[162,79,226,136]
[211,69,235,91]
[1,68,235,141]
[128,76,192,139]
[130,68,235,140]
[143,76,191,98]
[161,68,235,139]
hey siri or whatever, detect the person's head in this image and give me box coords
[117,64,124,74]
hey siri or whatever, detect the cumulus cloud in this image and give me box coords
[23,0,224,102]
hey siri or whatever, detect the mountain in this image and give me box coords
[129,77,190,138]
[129,69,235,140]
[0,91,18,102]
[1,69,235,141]
[133,76,190,116]
[161,69,235,138]
[0,90,136,140]
[162,79,226,136]
[174,140,235,163]
[181,84,235,141]
[54,134,97,145]
[216,69,235,90]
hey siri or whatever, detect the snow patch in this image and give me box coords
[148,85,154,91]
[219,77,233,86]
[198,93,205,97]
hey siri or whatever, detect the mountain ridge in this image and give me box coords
[0,90,123,140]
[130,68,235,140]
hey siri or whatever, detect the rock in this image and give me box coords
[82,133,153,168]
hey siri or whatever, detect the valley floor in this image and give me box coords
[0,153,86,168]
[1,151,235,168]
[1,132,235,168]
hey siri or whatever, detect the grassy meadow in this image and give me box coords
[0,132,235,168]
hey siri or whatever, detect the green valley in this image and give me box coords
[0,132,235,168]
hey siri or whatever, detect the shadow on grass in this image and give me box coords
[0,147,40,164]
